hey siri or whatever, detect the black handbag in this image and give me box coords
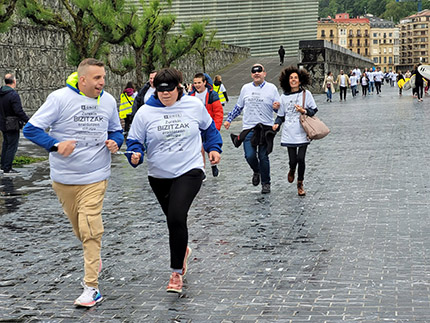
[5,116,21,131]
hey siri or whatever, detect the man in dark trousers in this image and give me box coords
[278,45,285,66]
[0,73,29,174]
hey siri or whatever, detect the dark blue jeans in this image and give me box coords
[1,130,20,172]
[243,130,270,185]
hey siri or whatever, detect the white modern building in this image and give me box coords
[131,0,318,56]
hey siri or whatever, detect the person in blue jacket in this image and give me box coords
[126,67,222,294]
[23,58,123,308]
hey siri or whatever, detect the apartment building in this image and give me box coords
[318,13,401,72]
[318,13,371,57]
[398,9,430,71]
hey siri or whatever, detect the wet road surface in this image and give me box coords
[1,84,430,322]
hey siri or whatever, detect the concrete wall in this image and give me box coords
[299,40,374,93]
[0,23,249,115]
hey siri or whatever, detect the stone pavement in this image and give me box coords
[2,82,430,322]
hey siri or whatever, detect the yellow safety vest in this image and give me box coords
[119,93,134,119]
[213,84,226,103]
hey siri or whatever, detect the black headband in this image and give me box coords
[251,66,263,73]
[155,82,177,92]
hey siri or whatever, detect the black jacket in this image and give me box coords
[130,82,151,117]
[0,86,29,132]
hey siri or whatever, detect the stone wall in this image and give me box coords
[299,40,374,94]
[0,23,250,115]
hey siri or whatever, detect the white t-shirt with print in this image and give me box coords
[29,87,122,185]
[236,81,280,130]
[277,90,317,145]
[128,95,213,178]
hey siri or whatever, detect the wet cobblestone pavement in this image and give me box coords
[2,84,430,322]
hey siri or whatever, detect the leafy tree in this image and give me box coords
[0,0,17,33]
[105,0,206,88]
[19,0,136,66]
[192,26,222,73]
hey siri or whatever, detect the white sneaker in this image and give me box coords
[74,282,103,307]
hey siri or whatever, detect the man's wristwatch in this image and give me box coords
[50,143,59,152]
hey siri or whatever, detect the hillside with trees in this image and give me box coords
[319,0,430,23]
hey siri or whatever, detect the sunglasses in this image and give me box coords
[156,82,177,92]
[251,66,263,74]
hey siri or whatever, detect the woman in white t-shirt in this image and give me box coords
[273,66,318,196]
[126,68,222,294]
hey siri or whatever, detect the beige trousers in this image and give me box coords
[52,180,108,289]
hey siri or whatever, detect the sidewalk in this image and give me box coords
[1,84,430,322]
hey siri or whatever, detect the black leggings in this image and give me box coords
[362,85,368,96]
[148,168,203,270]
[287,145,308,181]
[416,84,424,100]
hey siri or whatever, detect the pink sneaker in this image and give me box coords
[166,272,183,293]
[182,246,192,276]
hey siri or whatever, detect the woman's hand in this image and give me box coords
[130,152,142,165]
[295,104,306,114]
[272,124,279,131]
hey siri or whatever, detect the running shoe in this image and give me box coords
[211,165,219,177]
[252,172,260,186]
[166,272,183,293]
[74,282,103,307]
[182,246,192,276]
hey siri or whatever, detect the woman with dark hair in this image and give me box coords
[273,66,318,196]
[126,68,223,293]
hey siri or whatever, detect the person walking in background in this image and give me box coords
[23,58,124,308]
[412,64,424,102]
[397,71,405,96]
[368,68,375,94]
[278,45,285,66]
[373,67,383,95]
[0,73,29,174]
[213,75,229,106]
[189,73,223,177]
[360,72,369,97]
[119,81,137,135]
[322,71,335,102]
[350,72,358,97]
[224,64,280,194]
[126,68,222,293]
[272,66,318,197]
[336,70,350,101]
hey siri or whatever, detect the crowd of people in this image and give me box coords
[323,64,429,102]
[1,56,428,309]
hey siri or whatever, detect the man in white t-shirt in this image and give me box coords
[224,64,280,194]
[23,58,123,308]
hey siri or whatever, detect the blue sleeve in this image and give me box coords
[125,138,145,167]
[275,116,285,125]
[23,122,59,151]
[226,104,244,123]
[108,130,124,149]
[200,120,223,153]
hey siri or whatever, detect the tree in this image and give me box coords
[19,0,136,66]
[105,0,206,88]
[158,20,205,68]
[0,0,17,33]
[192,26,222,73]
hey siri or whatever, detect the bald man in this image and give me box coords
[0,73,29,174]
[224,64,280,194]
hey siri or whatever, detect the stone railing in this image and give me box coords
[299,40,374,93]
[0,23,250,115]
